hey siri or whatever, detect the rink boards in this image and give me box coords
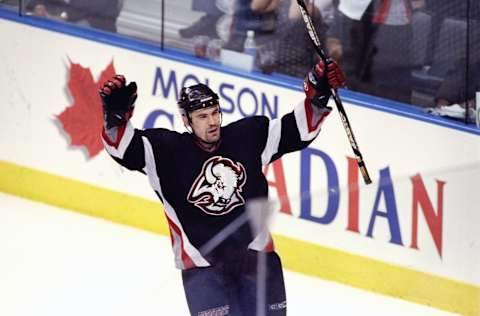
[0,12,479,315]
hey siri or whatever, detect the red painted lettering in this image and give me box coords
[347,157,360,233]
[263,159,292,215]
[410,174,445,257]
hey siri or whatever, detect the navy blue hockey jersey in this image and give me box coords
[102,100,330,269]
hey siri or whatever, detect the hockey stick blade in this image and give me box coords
[296,0,372,184]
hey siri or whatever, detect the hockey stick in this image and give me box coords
[296,0,372,184]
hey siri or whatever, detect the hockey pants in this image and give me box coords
[181,250,287,316]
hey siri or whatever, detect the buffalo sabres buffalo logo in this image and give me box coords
[187,156,246,216]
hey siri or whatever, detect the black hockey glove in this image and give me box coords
[304,59,346,108]
[99,74,137,129]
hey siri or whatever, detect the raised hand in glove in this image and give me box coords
[304,59,346,107]
[99,75,137,129]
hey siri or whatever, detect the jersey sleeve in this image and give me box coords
[101,122,172,172]
[101,121,146,171]
[260,99,331,165]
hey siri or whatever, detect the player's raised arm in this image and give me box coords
[99,75,145,171]
[261,59,346,165]
[297,58,345,139]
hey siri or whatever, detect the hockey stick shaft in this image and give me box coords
[296,0,372,184]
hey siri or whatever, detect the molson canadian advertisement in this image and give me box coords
[0,15,479,315]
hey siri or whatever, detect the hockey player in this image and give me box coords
[99,59,346,316]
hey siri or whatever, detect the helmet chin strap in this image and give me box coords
[183,121,193,134]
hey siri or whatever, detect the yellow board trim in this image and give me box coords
[1,160,479,315]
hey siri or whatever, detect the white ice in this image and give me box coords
[0,193,457,316]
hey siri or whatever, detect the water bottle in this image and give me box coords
[243,30,257,70]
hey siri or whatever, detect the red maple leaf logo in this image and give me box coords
[57,60,116,158]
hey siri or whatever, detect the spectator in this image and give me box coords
[178,0,226,39]
[423,0,480,65]
[223,0,330,77]
[272,0,330,77]
[224,0,280,52]
[26,0,122,32]
[326,0,415,103]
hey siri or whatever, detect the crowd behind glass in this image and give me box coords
[1,0,478,125]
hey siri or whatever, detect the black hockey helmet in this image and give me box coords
[178,83,219,115]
